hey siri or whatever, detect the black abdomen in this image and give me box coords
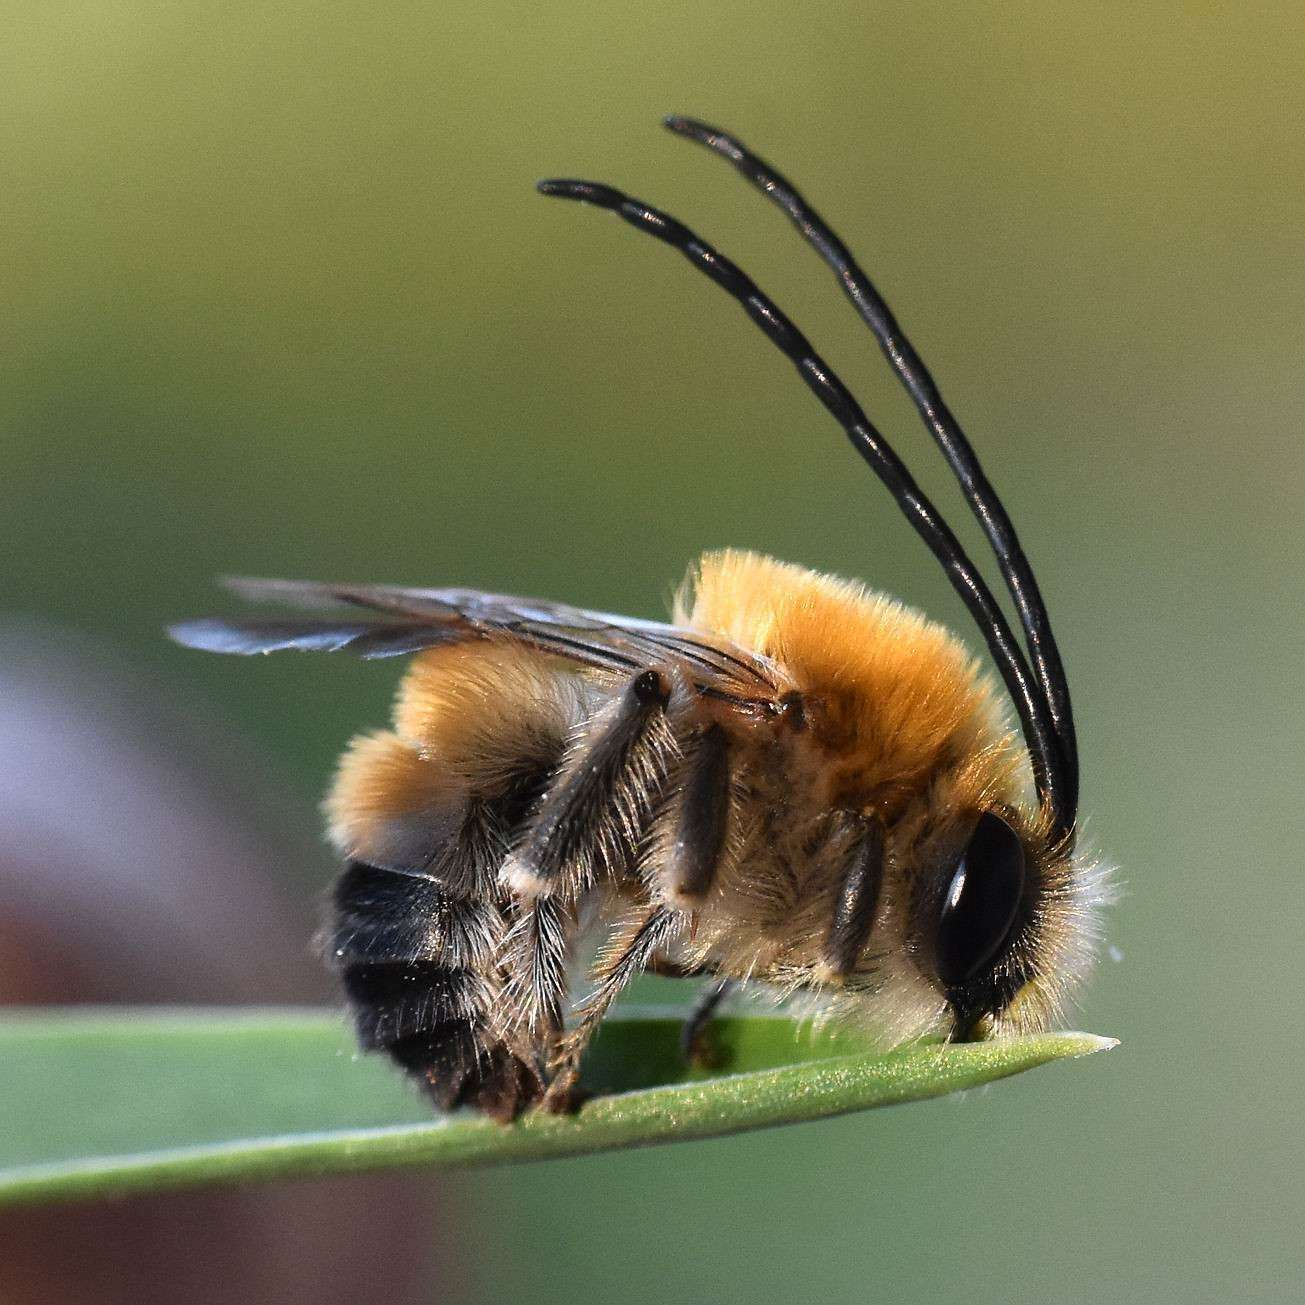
[329,859,542,1120]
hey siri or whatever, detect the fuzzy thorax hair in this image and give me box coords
[676,549,1022,816]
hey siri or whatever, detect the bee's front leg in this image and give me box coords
[679,977,734,1068]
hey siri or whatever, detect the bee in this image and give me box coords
[171,117,1108,1120]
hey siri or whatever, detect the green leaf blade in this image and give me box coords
[0,1007,1114,1207]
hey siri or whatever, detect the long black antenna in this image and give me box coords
[663,115,1078,821]
[537,177,1074,841]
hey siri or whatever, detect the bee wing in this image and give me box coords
[170,577,779,694]
[166,617,464,660]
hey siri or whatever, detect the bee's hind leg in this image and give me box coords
[498,893,573,1062]
[500,669,679,901]
[497,666,689,1106]
[541,905,684,1112]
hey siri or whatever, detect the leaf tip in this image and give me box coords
[1060,1031,1119,1057]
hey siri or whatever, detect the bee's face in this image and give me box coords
[927,810,1035,1037]
[905,807,1081,1041]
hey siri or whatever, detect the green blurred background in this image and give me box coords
[4,3,1303,1302]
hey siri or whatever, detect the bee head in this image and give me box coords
[912,806,1100,1041]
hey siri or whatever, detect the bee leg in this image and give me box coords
[642,954,729,1065]
[679,978,734,1068]
[499,893,572,1050]
[815,815,887,983]
[657,722,733,910]
[542,905,683,1112]
[499,894,582,1105]
[643,956,709,979]
[498,668,685,1080]
[501,669,677,900]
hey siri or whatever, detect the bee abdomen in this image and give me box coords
[331,859,543,1118]
[385,1027,542,1118]
[341,959,486,1046]
[331,860,500,969]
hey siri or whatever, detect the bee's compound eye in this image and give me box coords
[936,812,1026,988]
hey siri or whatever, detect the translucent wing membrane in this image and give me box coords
[167,617,456,659]
[169,576,779,697]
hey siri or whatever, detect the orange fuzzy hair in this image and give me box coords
[675,549,1024,817]
[326,643,582,865]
